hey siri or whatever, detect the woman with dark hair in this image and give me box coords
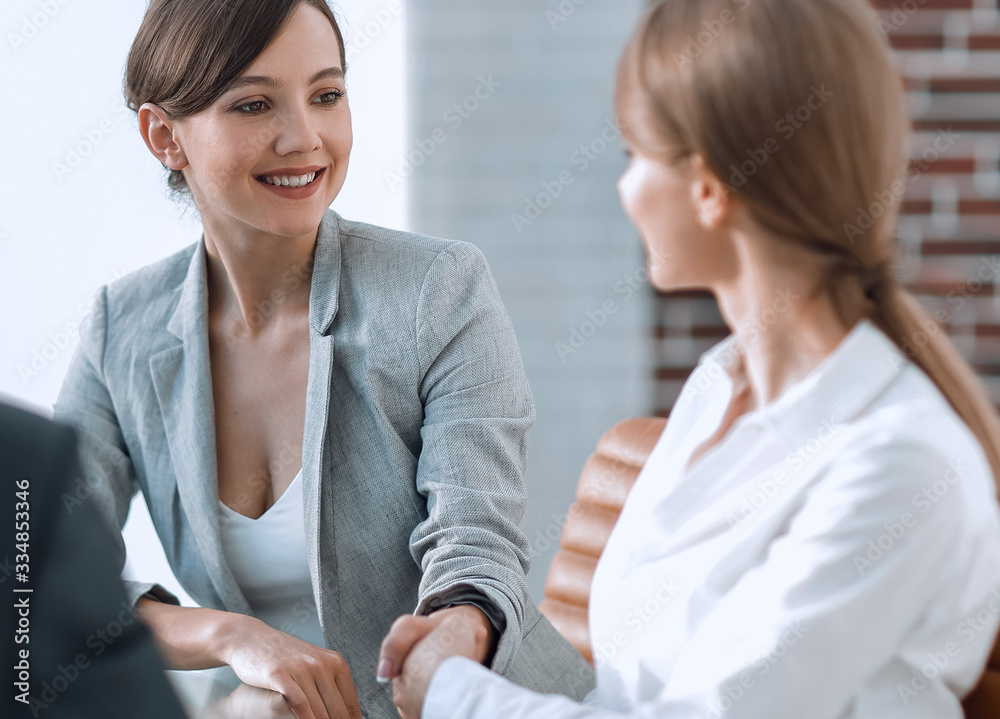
[51,1,593,717]
[380,0,1000,717]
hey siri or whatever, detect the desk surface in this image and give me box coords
[165,666,294,719]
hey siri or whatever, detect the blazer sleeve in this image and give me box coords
[409,241,535,675]
[52,285,180,608]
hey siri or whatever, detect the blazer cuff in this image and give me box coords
[417,581,521,674]
[123,580,180,608]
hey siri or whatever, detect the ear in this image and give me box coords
[137,102,188,172]
[689,154,729,230]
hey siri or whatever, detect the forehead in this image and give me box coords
[243,3,344,74]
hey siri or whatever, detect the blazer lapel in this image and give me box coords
[303,211,342,647]
[149,236,251,614]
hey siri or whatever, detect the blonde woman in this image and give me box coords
[379,0,1000,717]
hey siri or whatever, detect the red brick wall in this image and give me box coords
[653,0,1000,415]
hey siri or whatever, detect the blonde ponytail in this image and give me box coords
[617,0,1000,492]
[873,285,1000,492]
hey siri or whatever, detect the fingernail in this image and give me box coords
[376,658,393,683]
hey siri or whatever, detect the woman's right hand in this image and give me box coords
[221,616,363,719]
[135,598,361,719]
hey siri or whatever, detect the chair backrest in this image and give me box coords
[539,417,1000,717]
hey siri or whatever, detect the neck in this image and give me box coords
[712,234,853,410]
[203,218,317,339]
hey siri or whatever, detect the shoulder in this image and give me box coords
[858,362,985,468]
[332,213,491,281]
[101,241,197,326]
[74,241,197,368]
[827,363,998,531]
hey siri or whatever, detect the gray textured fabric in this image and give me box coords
[51,209,593,716]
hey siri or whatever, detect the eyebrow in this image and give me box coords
[227,66,344,92]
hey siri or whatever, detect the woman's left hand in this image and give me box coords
[377,605,493,719]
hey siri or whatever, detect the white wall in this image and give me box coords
[0,0,407,604]
[406,0,653,601]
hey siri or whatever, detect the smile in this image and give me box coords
[254,167,325,188]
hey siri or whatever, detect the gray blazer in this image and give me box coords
[52,209,594,716]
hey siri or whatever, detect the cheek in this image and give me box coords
[221,125,272,175]
[330,111,353,158]
[189,123,261,192]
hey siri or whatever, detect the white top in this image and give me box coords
[424,319,1000,719]
[217,467,326,648]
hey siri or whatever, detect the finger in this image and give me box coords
[302,682,332,719]
[377,615,433,682]
[313,675,351,719]
[276,678,319,719]
[330,656,363,719]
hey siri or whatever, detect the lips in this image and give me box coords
[254,166,326,187]
[253,167,327,198]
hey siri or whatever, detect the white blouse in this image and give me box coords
[217,467,326,648]
[424,319,1000,719]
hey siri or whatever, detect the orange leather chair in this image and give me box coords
[539,417,1000,717]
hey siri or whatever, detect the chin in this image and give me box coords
[257,212,325,239]
[648,268,703,295]
[646,264,675,293]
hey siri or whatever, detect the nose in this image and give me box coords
[273,104,322,156]
[616,169,633,216]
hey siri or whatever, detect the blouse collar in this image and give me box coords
[695,319,910,450]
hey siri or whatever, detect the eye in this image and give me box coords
[234,99,269,115]
[314,89,345,105]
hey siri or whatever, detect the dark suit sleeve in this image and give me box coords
[50,286,179,607]
[1,402,187,719]
[409,241,535,675]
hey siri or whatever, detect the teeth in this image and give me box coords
[259,171,318,188]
